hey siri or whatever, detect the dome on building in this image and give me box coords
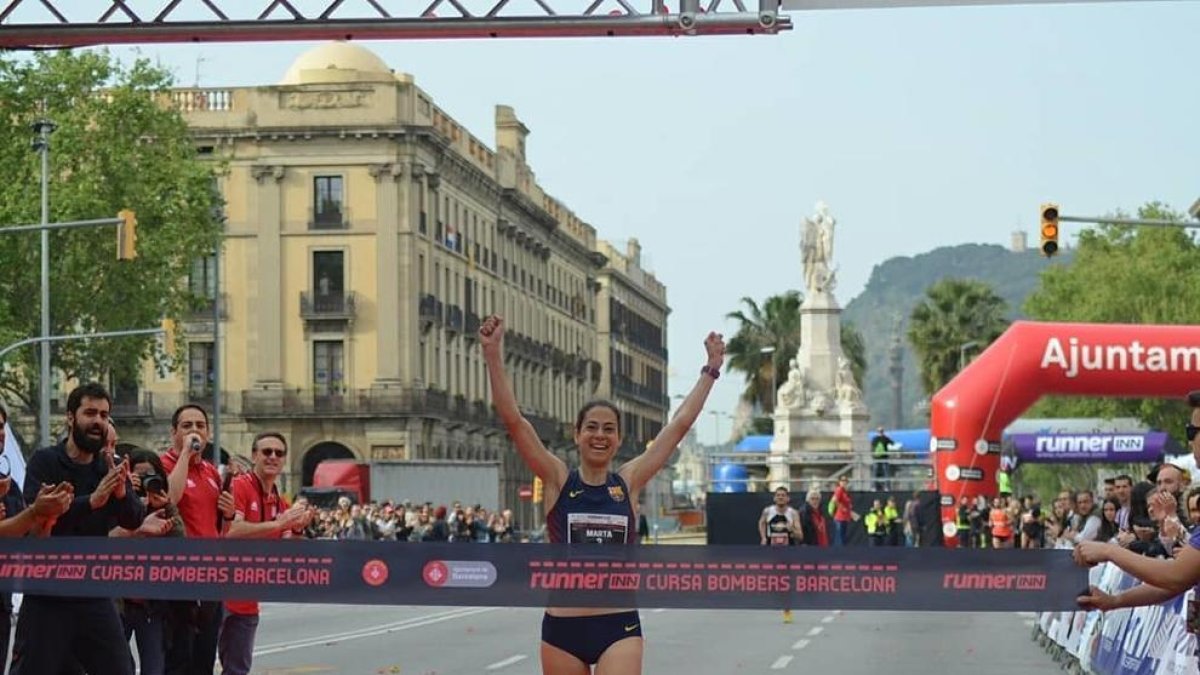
[280,41,397,85]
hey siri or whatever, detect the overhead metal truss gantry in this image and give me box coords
[0,0,789,45]
[0,0,1180,48]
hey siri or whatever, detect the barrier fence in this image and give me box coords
[0,537,1087,611]
[1033,561,1198,675]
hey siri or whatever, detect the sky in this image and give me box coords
[31,0,1196,445]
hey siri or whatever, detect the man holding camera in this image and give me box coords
[160,404,235,675]
[219,431,312,675]
[10,383,144,675]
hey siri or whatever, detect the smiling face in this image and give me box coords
[574,404,621,468]
[252,433,287,480]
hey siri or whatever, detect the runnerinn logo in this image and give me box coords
[1035,435,1144,454]
[1040,337,1200,378]
[942,573,1046,591]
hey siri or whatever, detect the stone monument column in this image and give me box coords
[769,202,872,489]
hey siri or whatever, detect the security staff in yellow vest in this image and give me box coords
[884,497,902,546]
[865,499,886,546]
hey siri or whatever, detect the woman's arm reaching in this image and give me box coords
[480,315,568,491]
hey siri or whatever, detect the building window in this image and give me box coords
[188,342,214,398]
[313,340,345,395]
[313,176,344,228]
[188,254,217,300]
[313,251,345,312]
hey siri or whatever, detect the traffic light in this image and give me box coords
[117,209,137,261]
[532,476,544,504]
[1039,203,1059,257]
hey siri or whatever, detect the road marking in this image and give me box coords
[770,655,794,669]
[1016,611,1036,618]
[652,608,666,613]
[792,639,810,650]
[821,615,835,624]
[486,654,529,670]
[806,626,824,637]
[253,607,496,657]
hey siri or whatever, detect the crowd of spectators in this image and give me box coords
[955,462,1198,555]
[295,497,526,542]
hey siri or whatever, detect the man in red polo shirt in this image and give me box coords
[160,404,235,675]
[218,431,312,675]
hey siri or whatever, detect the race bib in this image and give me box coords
[769,532,790,546]
[567,512,628,545]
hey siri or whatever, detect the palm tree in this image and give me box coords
[907,278,1010,397]
[726,291,867,415]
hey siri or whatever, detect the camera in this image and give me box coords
[140,473,166,495]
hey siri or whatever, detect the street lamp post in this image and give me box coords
[760,346,776,414]
[32,115,55,448]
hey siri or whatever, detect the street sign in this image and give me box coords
[518,485,533,500]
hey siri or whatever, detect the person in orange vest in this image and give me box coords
[990,497,1014,548]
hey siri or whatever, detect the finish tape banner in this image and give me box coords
[0,538,1085,611]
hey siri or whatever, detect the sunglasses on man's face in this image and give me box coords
[259,448,287,458]
[1187,424,1200,442]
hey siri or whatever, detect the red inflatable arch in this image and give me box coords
[931,320,1200,546]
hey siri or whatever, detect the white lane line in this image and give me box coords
[770,655,794,669]
[253,607,496,657]
[806,626,824,637]
[1016,611,1036,618]
[651,608,666,613]
[821,615,835,624]
[792,639,811,650]
[486,654,529,670]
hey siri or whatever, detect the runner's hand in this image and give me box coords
[479,315,505,352]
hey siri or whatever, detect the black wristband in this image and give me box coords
[701,365,720,380]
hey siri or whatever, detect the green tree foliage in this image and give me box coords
[843,243,1070,428]
[0,50,222,420]
[1023,202,1196,443]
[726,291,866,418]
[907,278,1010,397]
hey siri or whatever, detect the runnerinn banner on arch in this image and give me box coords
[0,538,1086,612]
[1008,432,1168,464]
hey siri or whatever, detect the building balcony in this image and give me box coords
[419,293,441,328]
[110,390,156,422]
[446,305,464,334]
[611,376,668,409]
[308,205,350,231]
[240,387,503,426]
[464,311,481,339]
[300,291,356,322]
[187,293,229,321]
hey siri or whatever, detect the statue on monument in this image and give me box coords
[801,201,838,295]
[776,358,808,411]
[835,356,863,405]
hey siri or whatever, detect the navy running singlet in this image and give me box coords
[546,470,636,545]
